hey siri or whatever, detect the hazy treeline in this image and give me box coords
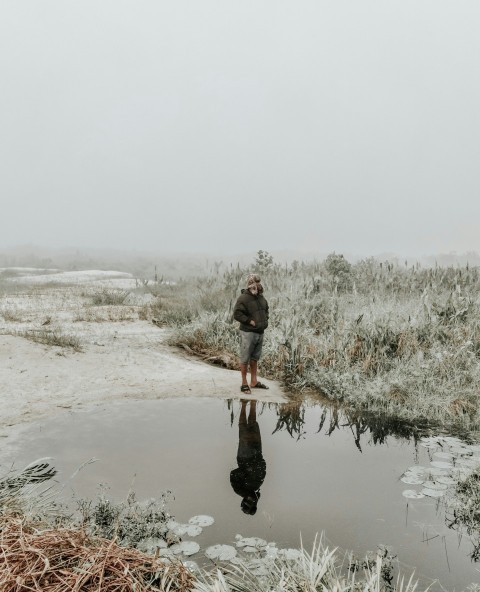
[2,245,480,280]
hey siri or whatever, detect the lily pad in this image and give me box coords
[430,461,453,469]
[185,524,202,537]
[422,488,445,498]
[456,458,479,468]
[435,476,457,486]
[205,544,237,561]
[236,536,267,549]
[423,481,447,491]
[136,537,167,554]
[453,467,473,480]
[169,541,200,556]
[420,437,439,448]
[402,490,425,499]
[406,465,427,474]
[189,515,214,527]
[243,558,270,576]
[450,446,470,456]
[170,523,188,536]
[426,467,450,477]
[401,475,424,485]
[183,560,200,572]
[433,451,453,460]
[440,436,462,446]
[278,548,303,560]
[265,545,279,559]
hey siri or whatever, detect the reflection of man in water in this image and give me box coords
[230,400,266,515]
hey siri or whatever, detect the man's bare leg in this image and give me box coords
[250,359,258,387]
[240,363,249,388]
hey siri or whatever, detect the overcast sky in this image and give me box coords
[1,1,479,257]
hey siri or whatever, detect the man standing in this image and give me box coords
[233,273,269,394]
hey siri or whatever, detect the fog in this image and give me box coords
[1,1,479,258]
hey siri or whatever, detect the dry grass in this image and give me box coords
[90,289,129,306]
[19,328,82,352]
[73,306,137,323]
[0,307,24,323]
[176,342,238,369]
[0,514,194,592]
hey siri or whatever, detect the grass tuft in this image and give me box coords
[19,328,82,352]
[0,307,24,322]
[194,535,420,592]
[90,289,129,306]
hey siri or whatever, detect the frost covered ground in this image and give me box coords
[0,268,285,451]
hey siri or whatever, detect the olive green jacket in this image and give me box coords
[233,289,269,334]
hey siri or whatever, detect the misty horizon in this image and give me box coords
[2,243,480,274]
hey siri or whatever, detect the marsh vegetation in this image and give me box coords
[144,252,480,429]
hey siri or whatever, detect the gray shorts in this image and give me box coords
[239,331,264,364]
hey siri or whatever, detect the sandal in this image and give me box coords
[240,384,252,394]
[251,381,269,389]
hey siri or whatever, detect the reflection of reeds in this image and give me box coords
[273,400,306,440]
[446,468,480,561]
[272,398,434,448]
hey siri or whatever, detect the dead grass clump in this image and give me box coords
[73,308,104,322]
[178,343,237,369]
[139,304,152,321]
[74,307,137,323]
[20,329,82,352]
[0,515,194,592]
[1,307,24,322]
[386,386,408,404]
[91,290,129,306]
[449,397,477,417]
[396,330,420,357]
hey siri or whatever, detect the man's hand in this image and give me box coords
[249,320,256,327]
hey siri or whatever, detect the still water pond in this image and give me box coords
[5,397,480,590]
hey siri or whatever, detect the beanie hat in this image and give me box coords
[246,273,263,295]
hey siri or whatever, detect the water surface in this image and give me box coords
[4,397,480,590]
